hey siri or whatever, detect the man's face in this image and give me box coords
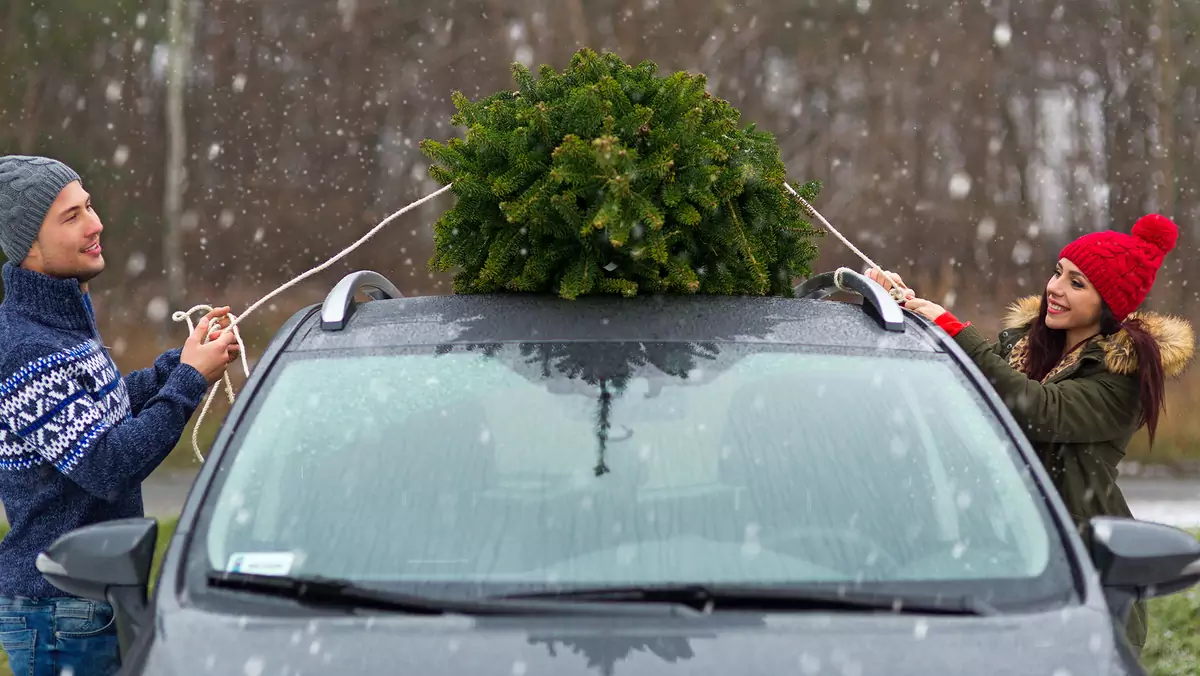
[22,180,105,283]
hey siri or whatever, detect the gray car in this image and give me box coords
[36,269,1200,676]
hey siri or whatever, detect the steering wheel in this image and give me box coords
[761,527,900,574]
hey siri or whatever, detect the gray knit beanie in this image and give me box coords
[0,155,82,264]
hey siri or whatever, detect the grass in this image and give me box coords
[1143,578,1200,676]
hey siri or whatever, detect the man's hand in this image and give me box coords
[182,315,240,385]
[203,306,233,338]
[202,306,239,364]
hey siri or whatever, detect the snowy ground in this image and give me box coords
[2,471,1198,529]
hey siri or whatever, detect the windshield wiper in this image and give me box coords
[205,571,696,617]
[496,584,996,616]
[208,571,483,615]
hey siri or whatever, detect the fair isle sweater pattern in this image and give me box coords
[0,340,132,473]
[0,262,209,598]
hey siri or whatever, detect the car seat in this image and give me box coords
[717,375,942,576]
[277,395,503,582]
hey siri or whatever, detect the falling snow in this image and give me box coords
[993,22,1013,47]
[13,6,1198,672]
[126,251,147,277]
[146,297,169,322]
[948,172,972,200]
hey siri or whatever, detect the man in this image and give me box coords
[0,155,239,676]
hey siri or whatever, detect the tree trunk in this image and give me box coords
[162,0,195,342]
[1149,0,1179,310]
[1153,0,1175,218]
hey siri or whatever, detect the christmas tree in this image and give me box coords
[420,48,824,300]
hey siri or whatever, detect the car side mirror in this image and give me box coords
[1089,515,1200,621]
[35,517,159,660]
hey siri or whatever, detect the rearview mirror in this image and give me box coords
[1089,516,1200,621]
[36,517,159,659]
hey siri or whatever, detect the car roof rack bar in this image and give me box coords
[794,268,906,333]
[320,270,404,331]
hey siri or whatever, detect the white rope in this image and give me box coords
[172,305,248,462]
[784,182,908,302]
[170,177,899,463]
[174,181,455,462]
[832,267,857,294]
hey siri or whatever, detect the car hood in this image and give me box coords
[133,605,1137,676]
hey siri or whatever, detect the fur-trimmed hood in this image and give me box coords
[1002,295,1196,378]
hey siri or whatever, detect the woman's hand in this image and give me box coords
[864,268,916,301]
[901,297,948,322]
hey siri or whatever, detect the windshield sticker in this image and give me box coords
[226,552,296,576]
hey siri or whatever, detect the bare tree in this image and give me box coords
[163,0,198,339]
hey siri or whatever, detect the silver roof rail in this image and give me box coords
[794,268,906,333]
[320,270,403,331]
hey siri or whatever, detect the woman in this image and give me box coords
[869,213,1195,657]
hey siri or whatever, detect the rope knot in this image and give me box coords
[172,304,251,462]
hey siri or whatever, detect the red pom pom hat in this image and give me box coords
[1058,214,1180,321]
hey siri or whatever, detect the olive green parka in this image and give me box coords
[951,296,1196,654]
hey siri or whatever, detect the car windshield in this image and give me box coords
[191,341,1074,609]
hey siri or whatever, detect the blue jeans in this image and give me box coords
[0,596,120,676]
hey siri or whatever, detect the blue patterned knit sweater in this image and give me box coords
[0,263,208,598]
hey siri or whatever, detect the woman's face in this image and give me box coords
[1044,258,1104,331]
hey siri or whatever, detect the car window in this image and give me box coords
[194,341,1073,608]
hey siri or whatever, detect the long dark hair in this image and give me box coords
[1023,292,1166,445]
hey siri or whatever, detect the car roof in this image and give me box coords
[284,293,944,354]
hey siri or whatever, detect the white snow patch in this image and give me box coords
[126,252,147,277]
[976,217,997,240]
[515,45,534,67]
[949,172,972,199]
[1011,241,1033,266]
[146,297,169,322]
[993,22,1013,47]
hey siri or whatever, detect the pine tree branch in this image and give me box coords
[421,47,823,299]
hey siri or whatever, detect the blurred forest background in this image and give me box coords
[2,0,1199,467]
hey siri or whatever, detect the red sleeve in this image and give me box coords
[933,311,971,337]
